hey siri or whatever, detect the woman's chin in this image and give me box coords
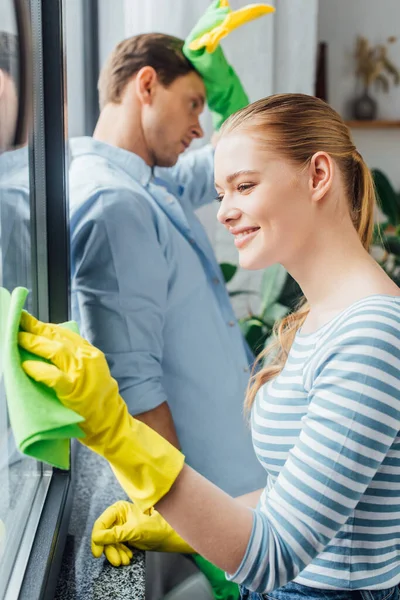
[238,250,276,271]
[238,253,265,271]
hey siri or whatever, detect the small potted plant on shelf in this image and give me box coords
[352,35,399,120]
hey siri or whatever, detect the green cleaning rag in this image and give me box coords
[0,286,85,469]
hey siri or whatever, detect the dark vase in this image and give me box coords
[315,41,328,102]
[352,88,377,120]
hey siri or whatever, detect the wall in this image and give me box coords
[98,0,125,69]
[65,0,85,137]
[65,0,125,138]
[318,0,400,189]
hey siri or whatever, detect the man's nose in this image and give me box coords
[191,118,204,139]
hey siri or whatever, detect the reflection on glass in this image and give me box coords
[0,6,41,596]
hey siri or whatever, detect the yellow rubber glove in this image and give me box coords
[91,502,240,600]
[91,501,194,566]
[189,0,275,54]
[17,312,185,513]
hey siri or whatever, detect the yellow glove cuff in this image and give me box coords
[189,4,275,53]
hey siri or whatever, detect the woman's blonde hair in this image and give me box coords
[220,94,376,410]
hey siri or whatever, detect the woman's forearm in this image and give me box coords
[155,464,254,574]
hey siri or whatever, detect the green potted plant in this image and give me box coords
[372,169,400,286]
[352,35,399,120]
[220,262,301,357]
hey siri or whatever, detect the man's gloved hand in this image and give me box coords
[18,312,185,513]
[92,501,240,600]
[183,0,274,130]
[91,500,194,565]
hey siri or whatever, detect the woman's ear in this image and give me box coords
[308,151,334,203]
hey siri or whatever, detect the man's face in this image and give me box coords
[142,71,205,167]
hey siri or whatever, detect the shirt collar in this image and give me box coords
[69,137,153,187]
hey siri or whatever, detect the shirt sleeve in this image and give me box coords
[156,144,216,210]
[71,188,169,415]
[227,320,400,593]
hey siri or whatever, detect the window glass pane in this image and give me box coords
[0,2,42,595]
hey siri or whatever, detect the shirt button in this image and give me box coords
[228,321,235,327]
[167,195,175,204]
[243,367,249,373]
[189,238,195,245]
[212,277,220,285]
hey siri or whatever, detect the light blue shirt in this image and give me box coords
[69,137,266,496]
[0,147,31,297]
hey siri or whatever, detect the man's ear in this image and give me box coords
[308,151,334,204]
[134,66,158,106]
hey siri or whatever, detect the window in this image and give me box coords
[0,1,71,598]
[0,4,44,596]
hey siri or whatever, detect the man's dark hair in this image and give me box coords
[98,33,195,110]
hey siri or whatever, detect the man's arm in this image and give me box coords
[135,401,180,449]
[71,188,179,444]
[156,144,216,210]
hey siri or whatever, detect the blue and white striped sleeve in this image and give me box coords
[227,320,400,593]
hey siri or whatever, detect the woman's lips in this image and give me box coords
[234,228,260,249]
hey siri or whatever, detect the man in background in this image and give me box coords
[69,4,272,596]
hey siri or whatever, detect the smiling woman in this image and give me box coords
[17,91,400,600]
[214,93,393,407]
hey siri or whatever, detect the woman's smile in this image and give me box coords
[230,226,261,248]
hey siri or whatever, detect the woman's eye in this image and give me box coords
[215,194,224,203]
[237,183,254,193]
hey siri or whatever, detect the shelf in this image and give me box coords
[345,120,400,129]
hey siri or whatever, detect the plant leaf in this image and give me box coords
[260,264,288,319]
[229,290,258,297]
[381,235,400,256]
[372,169,400,226]
[263,302,290,327]
[239,317,270,357]
[219,263,237,284]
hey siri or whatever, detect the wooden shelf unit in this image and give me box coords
[345,120,400,129]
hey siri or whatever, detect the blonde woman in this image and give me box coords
[20,94,400,600]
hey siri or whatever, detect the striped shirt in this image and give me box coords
[228,295,400,593]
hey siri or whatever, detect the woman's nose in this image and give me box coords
[217,200,242,225]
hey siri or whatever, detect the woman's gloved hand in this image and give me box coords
[92,501,240,599]
[91,500,194,565]
[17,311,185,513]
[183,0,274,129]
